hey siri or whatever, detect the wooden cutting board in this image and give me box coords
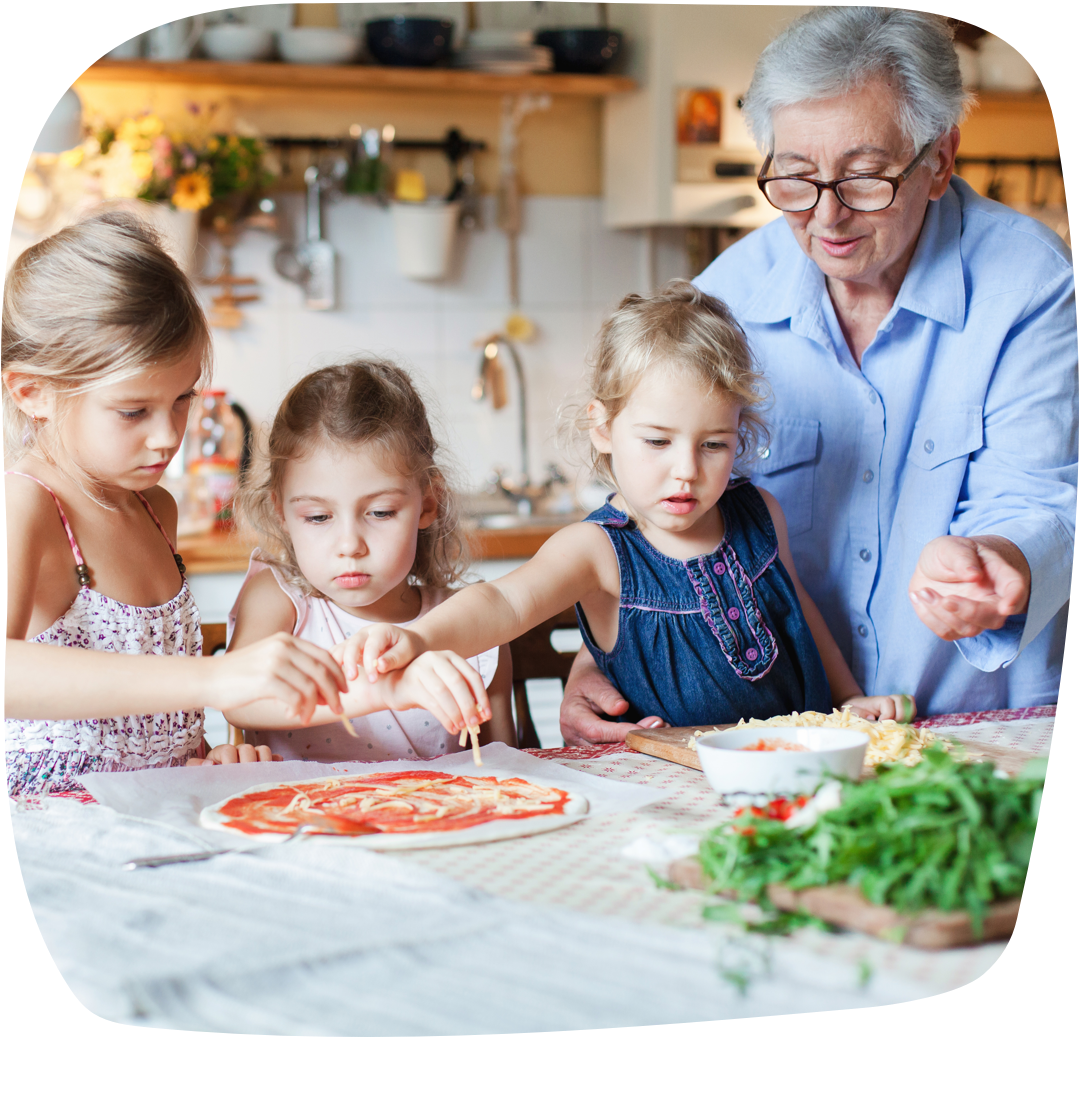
[624,724,1040,778]
[667,856,1021,949]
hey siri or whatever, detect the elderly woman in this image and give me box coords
[561,7,1076,742]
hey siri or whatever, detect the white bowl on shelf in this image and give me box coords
[277,28,360,65]
[695,725,868,796]
[201,24,275,62]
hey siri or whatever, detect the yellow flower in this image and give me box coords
[138,114,165,139]
[58,146,84,168]
[206,136,220,153]
[130,151,154,181]
[171,171,212,211]
[117,117,152,152]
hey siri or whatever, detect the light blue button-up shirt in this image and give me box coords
[694,177,1077,715]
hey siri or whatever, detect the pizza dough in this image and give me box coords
[199,769,589,851]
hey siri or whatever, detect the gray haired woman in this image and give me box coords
[562,6,1075,739]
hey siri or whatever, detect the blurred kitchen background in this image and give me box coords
[10,4,1066,745]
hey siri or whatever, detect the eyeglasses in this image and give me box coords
[757,140,936,214]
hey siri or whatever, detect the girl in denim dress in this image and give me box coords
[343,281,910,729]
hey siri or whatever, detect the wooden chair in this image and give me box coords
[508,607,580,751]
[200,622,228,657]
[200,622,244,747]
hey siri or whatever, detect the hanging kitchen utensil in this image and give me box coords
[480,339,509,410]
[296,164,336,310]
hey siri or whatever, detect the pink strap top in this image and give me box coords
[5,471,186,585]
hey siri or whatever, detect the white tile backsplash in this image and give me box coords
[208,195,688,490]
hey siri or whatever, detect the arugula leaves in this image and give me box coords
[698,749,1045,938]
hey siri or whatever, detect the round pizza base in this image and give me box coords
[199,772,589,850]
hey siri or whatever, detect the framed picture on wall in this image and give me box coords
[676,87,722,145]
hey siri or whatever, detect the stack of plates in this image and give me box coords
[453,29,553,74]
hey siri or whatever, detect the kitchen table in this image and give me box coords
[7,706,1052,1035]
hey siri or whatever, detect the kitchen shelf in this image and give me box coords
[80,59,635,97]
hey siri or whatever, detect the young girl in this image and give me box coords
[221,359,512,761]
[3,213,481,798]
[344,282,913,728]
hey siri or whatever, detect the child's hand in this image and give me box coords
[840,693,917,723]
[383,651,492,735]
[206,632,348,725]
[333,624,429,683]
[186,743,284,765]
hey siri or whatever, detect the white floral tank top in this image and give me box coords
[227,552,499,764]
[5,473,204,797]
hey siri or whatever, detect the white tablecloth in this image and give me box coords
[9,715,1047,1034]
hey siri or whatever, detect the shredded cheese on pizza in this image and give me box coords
[690,708,949,767]
[214,770,572,837]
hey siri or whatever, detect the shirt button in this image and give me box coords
[857,624,869,638]
[863,469,874,483]
[924,439,935,454]
[758,447,771,460]
[746,647,758,661]
[727,607,740,621]
[859,548,872,562]
[713,562,725,576]
[867,388,876,402]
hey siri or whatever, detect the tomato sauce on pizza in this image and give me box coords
[214,770,573,837]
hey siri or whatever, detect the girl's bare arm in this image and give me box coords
[5,490,348,724]
[347,522,617,678]
[5,635,348,722]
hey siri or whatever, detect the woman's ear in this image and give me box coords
[417,482,439,531]
[4,371,51,421]
[587,399,613,454]
[928,127,961,201]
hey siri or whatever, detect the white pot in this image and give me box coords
[277,28,360,65]
[391,200,461,280]
[201,24,275,62]
[120,201,201,275]
[147,17,205,61]
[977,35,1040,91]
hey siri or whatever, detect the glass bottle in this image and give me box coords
[183,388,244,524]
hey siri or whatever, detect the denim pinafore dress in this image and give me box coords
[575,480,832,727]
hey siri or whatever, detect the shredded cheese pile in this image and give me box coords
[691,708,948,767]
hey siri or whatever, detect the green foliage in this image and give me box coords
[699,749,1043,938]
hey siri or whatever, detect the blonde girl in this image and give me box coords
[4,212,360,798]
[222,359,510,761]
[342,281,910,728]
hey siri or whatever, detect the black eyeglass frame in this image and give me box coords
[756,140,937,213]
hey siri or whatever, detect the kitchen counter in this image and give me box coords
[178,518,576,574]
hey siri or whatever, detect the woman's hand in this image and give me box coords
[839,693,916,723]
[909,535,1030,641]
[205,632,348,725]
[383,650,492,734]
[333,624,428,683]
[558,648,667,747]
[186,743,283,766]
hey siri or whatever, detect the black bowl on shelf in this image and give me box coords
[365,17,455,67]
[534,28,623,73]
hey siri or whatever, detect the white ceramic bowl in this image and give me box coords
[277,28,360,65]
[695,726,868,796]
[201,25,275,62]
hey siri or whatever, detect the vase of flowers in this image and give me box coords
[61,109,274,272]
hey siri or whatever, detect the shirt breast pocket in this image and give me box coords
[750,417,821,538]
[906,410,984,471]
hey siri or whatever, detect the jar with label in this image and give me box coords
[183,388,245,524]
